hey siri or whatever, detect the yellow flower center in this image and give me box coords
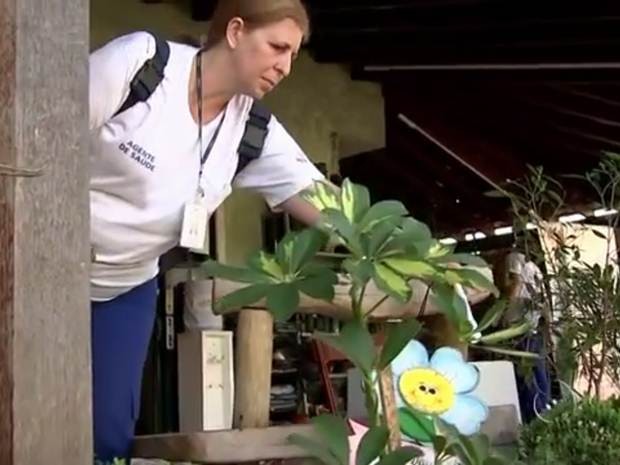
[398,368,456,415]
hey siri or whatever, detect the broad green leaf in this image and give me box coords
[312,414,350,465]
[400,217,432,242]
[434,417,461,439]
[359,200,408,232]
[378,318,422,369]
[302,180,340,212]
[377,447,423,465]
[382,236,433,259]
[323,208,357,245]
[213,284,270,313]
[478,321,534,344]
[398,408,435,443]
[383,258,438,280]
[436,253,489,268]
[356,426,389,465]
[202,260,269,284]
[380,219,432,258]
[266,283,300,321]
[301,261,340,276]
[475,299,506,334]
[466,435,491,464]
[434,417,480,463]
[343,258,374,287]
[317,320,376,374]
[432,284,472,334]
[292,228,328,270]
[373,263,412,303]
[410,239,435,258]
[248,251,285,279]
[452,268,499,296]
[444,270,464,286]
[366,220,397,257]
[275,232,296,275]
[447,434,487,465]
[288,433,341,465]
[298,273,337,301]
[340,178,371,223]
[445,443,476,465]
[426,241,454,259]
[277,228,327,274]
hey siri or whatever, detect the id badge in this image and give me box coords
[180,194,209,250]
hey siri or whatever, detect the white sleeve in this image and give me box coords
[506,252,525,275]
[233,115,326,207]
[89,32,155,131]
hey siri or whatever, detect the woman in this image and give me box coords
[89,0,323,461]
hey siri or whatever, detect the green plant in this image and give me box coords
[519,397,620,465]
[204,179,528,465]
[432,419,523,465]
[491,152,620,397]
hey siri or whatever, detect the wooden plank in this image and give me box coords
[0,0,91,463]
[132,407,519,463]
[133,425,318,463]
[213,277,491,320]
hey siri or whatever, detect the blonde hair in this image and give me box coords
[206,0,310,47]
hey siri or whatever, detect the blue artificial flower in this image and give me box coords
[392,340,488,437]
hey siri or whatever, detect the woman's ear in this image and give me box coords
[226,17,246,49]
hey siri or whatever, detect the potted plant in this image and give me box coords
[204,179,530,465]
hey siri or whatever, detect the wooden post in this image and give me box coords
[0,0,91,463]
[379,368,401,450]
[234,310,274,428]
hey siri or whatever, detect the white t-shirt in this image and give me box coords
[504,251,543,325]
[89,32,324,301]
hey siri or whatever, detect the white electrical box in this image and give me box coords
[177,330,234,432]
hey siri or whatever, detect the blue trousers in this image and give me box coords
[515,332,551,423]
[91,279,158,463]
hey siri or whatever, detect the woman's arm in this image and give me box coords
[277,193,322,226]
[233,113,327,225]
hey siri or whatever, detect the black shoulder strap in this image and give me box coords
[235,100,271,177]
[114,33,170,117]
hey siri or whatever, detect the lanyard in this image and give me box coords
[196,50,226,193]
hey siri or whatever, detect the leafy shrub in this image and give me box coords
[519,397,620,465]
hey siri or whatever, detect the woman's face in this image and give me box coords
[228,17,303,98]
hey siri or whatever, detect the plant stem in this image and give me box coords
[352,283,367,321]
[587,348,595,396]
[363,374,380,428]
[357,283,387,443]
[365,294,389,317]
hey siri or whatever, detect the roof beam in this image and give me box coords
[384,87,526,188]
[310,40,620,66]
